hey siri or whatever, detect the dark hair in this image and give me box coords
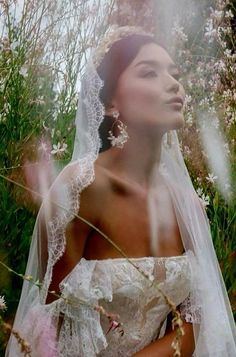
[97,34,158,152]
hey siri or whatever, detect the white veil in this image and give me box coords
[6,26,236,357]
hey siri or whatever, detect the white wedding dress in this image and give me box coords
[19,251,196,357]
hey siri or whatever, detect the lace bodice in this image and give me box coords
[14,252,195,357]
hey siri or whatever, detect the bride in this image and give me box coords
[6,26,236,356]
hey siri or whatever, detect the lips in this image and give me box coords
[166,97,184,106]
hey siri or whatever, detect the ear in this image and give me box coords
[105,103,117,117]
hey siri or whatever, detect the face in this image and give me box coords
[109,43,185,134]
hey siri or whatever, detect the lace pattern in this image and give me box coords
[40,159,95,302]
[180,294,201,324]
[53,254,194,356]
[41,59,105,303]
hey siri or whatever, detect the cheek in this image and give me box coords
[116,81,163,118]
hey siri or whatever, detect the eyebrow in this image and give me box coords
[134,60,179,71]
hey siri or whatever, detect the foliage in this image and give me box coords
[0,0,235,353]
[0,0,114,352]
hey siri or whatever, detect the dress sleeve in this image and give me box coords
[179,293,201,324]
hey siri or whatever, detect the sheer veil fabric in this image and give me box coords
[6,27,236,356]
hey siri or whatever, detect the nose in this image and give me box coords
[166,75,180,94]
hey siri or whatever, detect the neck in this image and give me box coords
[98,126,164,188]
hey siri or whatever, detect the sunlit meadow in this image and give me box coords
[0,0,235,354]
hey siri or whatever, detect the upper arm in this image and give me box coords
[37,162,103,302]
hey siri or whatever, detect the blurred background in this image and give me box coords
[0,0,235,353]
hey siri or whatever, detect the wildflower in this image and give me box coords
[204,19,216,42]
[212,10,224,21]
[206,173,218,184]
[186,113,193,126]
[171,22,188,42]
[38,137,51,157]
[196,188,203,196]
[184,95,192,105]
[200,194,210,207]
[19,66,28,78]
[215,59,226,72]
[0,295,7,311]
[224,49,232,58]
[51,142,68,156]
[225,10,234,18]
[196,188,210,207]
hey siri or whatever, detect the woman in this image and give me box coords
[6,26,236,356]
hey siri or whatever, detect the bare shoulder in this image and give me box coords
[47,161,112,222]
[39,161,109,205]
[40,163,112,299]
[54,161,110,190]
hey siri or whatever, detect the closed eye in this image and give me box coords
[143,70,158,78]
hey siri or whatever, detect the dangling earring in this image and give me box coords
[107,111,129,149]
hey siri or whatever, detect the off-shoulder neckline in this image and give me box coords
[82,252,188,263]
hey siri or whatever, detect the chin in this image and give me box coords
[162,117,184,132]
[173,120,184,130]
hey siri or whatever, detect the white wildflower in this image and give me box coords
[196,188,210,207]
[223,89,233,100]
[212,10,224,21]
[224,49,232,58]
[196,187,203,196]
[184,95,192,105]
[171,22,188,43]
[206,173,218,184]
[199,98,209,108]
[51,142,68,155]
[225,10,233,18]
[208,106,217,116]
[215,59,226,72]
[218,26,232,36]
[199,194,210,207]
[0,295,7,311]
[205,19,216,41]
[19,66,28,78]
[185,111,193,126]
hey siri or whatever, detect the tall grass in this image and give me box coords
[0,0,235,353]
